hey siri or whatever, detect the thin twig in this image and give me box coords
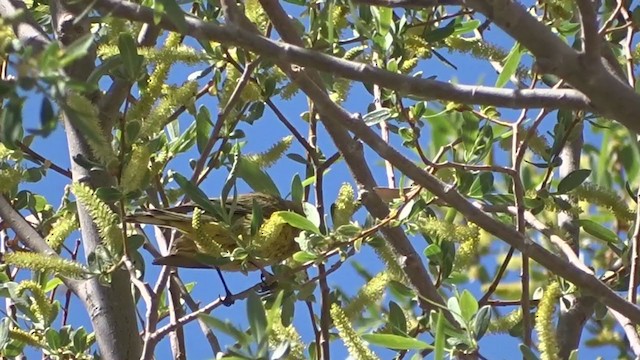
[190,58,262,184]
[16,141,72,178]
[628,190,640,303]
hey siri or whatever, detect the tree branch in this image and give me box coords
[575,0,601,63]
[0,195,80,290]
[89,0,593,112]
[286,73,640,324]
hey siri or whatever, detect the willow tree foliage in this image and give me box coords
[1,0,640,359]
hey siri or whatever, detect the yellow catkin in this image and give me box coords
[16,280,53,324]
[65,93,117,165]
[256,214,297,262]
[453,223,481,271]
[45,211,78,251]
[330,78,351,104]
[97,44,204,64]
[246,136,294,169]
[333,183,356,228]
[143,81,198,136]
[121,144,151,193]
[416,217,479,243]
[192,207,224,255]
[535,282,561,360]
[268,308,305,360]
[0,168,22,193]
[5,252,87,278]
[488,308,522,334]
[344,272,389,320]
[223,62,261,103]
[572,182,635,224]
[129,32,182,125]
[330,304,381,360]
[245,0,269,32]
[9,328,44,348]
[0,143,19,161]
[71,183,121,253]
[373,241,409,284]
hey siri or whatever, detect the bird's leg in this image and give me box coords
[249,260,277,296]
[215,266,235,306]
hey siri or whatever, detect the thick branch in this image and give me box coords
[0,195,80,290]
[0,1,144,358]
[89,0,592,112]
[575,0,601,63]
[457,0,640,134]
[287,75,640,324]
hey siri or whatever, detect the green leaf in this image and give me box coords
[424,19,456,42]
[371,6,393,36]
[250,198,264,236]
[519,344,540,360]
[236,158,280,197]
[468,172,494,198]
[473,305,491,340]
[447,297,465,327]
[198,314,250,344]
[247,292,268,344]
[195,106,213,154]
[434,311,446,360]
[72,327,88,352]
[155,0,188,32]
[0,318,10,350]
[45,328,62,350]
[292,251,318,263]
[452,20,481,35]
[568,349,579,360]
[579,219,619,244]
[388,301,407,335]
[95,187,123,202]
[361,333,431,350]
[88,55,123,85]
[1,100,23,149]
[291,174,303,204]
[127,234,146,251]
[495,42,522,88]
[173,173,224,218]
[363,108,392,126]
[118,33,144,81]
[44,277,64,293]
[557,169,591,194]
[459,290,478,322]
[39,97,56,136]
[126,120,141,144]
[274,211,321,234]
[303,202,321,229]
[59,34,94,68]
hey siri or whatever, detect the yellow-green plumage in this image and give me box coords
[126,193,304,272]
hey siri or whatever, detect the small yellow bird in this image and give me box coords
[126,193,304,272]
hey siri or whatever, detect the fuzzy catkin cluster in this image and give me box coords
[192,207,224,255]
[16,280,54,324]
[5,252,87,278]
[344,272,389,320]
[333,183,356,228]
[45,211,79,251]
[330,304,380,360]
[71,183,121,253]
[535,282,561,360]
